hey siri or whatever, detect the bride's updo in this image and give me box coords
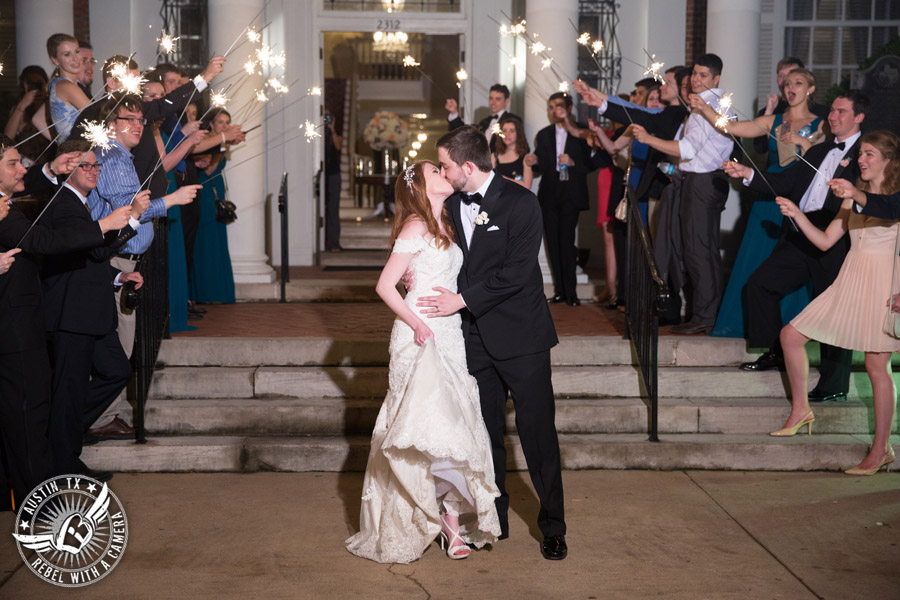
[391,160,455,250]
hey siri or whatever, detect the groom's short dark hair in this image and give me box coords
[436,126,492,173]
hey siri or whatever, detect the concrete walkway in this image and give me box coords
[1,471,897,599]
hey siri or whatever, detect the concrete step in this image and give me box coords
[144,396,896,436]
[319,249,389,267]
[147,364,898,400]
[82,433,900,473]
[156,336,896,369]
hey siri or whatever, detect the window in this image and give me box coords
[784,0,900,101]
[321,0,460,12]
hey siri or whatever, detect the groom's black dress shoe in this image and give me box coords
[808,388,847,402]
[566,297,580,307]
[740,351,783,372]
[548,295,565,304]
[541,535,567,560]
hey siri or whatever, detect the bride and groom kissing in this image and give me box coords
[345,125,568,564]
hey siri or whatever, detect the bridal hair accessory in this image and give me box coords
[403,165,415,191]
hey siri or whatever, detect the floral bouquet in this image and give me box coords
[363,111,409,151]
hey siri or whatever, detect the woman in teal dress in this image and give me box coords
[699,69,825,338]
[191,109,236,304]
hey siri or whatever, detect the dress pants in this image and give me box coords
[465,322,565,538]
[745,236,852,394]
[0,349,53,510]
[541,193,580,300]
[49,330,132,474]
[679,171,729,325]
[325,172,342,250]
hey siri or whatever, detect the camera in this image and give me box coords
[324,111,333,125]
[122,280,141,310]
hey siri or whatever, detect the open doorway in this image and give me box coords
[319,31,460,264]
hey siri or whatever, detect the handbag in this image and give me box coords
[882,226,900,339]
[213,187,237,224]
[614,163,631,222]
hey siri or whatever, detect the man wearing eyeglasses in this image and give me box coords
[41,139,149,481]
[86,93,201,438]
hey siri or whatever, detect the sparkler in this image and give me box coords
[303,120,322,142]
[456,68,468,88]
[401,55,452,97]
[402,55,419,67]
[643,54,665,83]
[247,27,262,44]
[157,31,179,55]
[81,120,112,151]
[491,123,504,138]
[210,89,229,108]
[118,71,147,95]
[221,2,270,58]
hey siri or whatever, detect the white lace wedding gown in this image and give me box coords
[345,235,501,564]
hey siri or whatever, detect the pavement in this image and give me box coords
[1,470,897,599]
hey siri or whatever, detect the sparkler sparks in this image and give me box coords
[591,40,603,54]
[210,89,229,108]
[247,27,262,43]
[577,32,591,46]
[108,62,129,81]
[118,72,147,95]
[456,69,468,82]
[541,57,553,71]
[558,81,569,94]
[713,93,736,131]
[402,55,420,67]
[81,120,112,151]
[531,41,548,55]
[308,86,322,96]
[302,120,321,142]
[157,31,179,54]
[499,20,527,37]
[244,60,257,76]
[491,123,504,138]
[643,55,665,83]
[255,89,269,102]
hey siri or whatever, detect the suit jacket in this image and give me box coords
[858,191,900,220]
[533,123,610,211]
[747,137,861,257]
[40,187,133,336]
[450,174,558,360]
[0,205,107,354]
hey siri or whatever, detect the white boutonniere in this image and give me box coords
[839,159,849,167]
[475,211,490,226]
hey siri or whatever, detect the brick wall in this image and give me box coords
[74,0,90,43]
[685,0,707,66]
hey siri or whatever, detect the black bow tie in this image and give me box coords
[832,141,846,151]
[462,192,482,206]
[491,114,498,119]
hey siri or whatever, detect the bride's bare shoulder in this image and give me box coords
[397,218,428,240]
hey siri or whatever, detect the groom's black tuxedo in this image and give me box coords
[449,173,565,539]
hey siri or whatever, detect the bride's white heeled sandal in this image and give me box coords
[438,514,470,560]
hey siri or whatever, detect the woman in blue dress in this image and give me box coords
[191,109,237,304]
[700,69,825,338]
[45,34,91,143]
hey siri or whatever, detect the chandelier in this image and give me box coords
[372,31,409,55]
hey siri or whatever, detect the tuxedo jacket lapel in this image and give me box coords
[449,194,469,260]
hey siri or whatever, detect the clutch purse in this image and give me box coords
[213,187,238,225]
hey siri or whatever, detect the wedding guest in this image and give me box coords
[346,161,500,562]
[530,91,609,306]
[773,130,899,476]
[446,83,519,151]
[703,69,826,338]
[45,33,92,142]
[4,66,52,166]
[324,108,343,252]
[77,40,95,97]
[0,136,135,503]
[491,115,533,188]
[41,140,148,481]
[723,90,868,402]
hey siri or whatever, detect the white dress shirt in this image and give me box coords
[677,88,734,174]
[460,170,495,249]
[555,124,567,171]
[798,131,861,213]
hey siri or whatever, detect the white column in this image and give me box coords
[707,0,761,233]
[209,0,275,283]
[524,0,581,284]
[16,0,73,74]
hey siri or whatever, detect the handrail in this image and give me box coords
[622,185,669,442]
[131,219,170,444]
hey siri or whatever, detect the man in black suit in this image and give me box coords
[530,92,609,306]
[41,141,147,481]
[0,137,134,508]
[724,90,869,402]
[446,84,519,152]
[419,125,567,560]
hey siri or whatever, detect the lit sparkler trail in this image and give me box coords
[643,54,665,83]
[303,120,322,142]
[210,89,229,108]
[81,120,112,151]
[221,2,270,57]
[401,55,452,97]
[491,123,504,137]
[247,27,262,43]
[402,55,419,67]
[157,31,179,55]
[456,68,468,88]
[118,72,147,95]
[541,58,553,71]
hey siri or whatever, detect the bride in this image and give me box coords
[345,161,501,563]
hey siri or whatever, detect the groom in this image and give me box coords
[418,125,567,560]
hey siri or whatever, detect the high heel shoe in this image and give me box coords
[438,514,470,560]
[769,410,815,437]
[844,446,896,476]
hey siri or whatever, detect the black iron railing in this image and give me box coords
[622,185,668,442]
[131,219,170,444]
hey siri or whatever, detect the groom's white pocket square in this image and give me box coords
[487,225,500,232]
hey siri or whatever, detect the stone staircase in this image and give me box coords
[83,335,900,473]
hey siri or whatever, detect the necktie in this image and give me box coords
[462,192,482,206]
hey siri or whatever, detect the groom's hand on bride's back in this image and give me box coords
[417,286,465,318]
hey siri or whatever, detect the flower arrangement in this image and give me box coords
[363,111,409,151]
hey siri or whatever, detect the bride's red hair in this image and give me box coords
[390,161,455,250]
